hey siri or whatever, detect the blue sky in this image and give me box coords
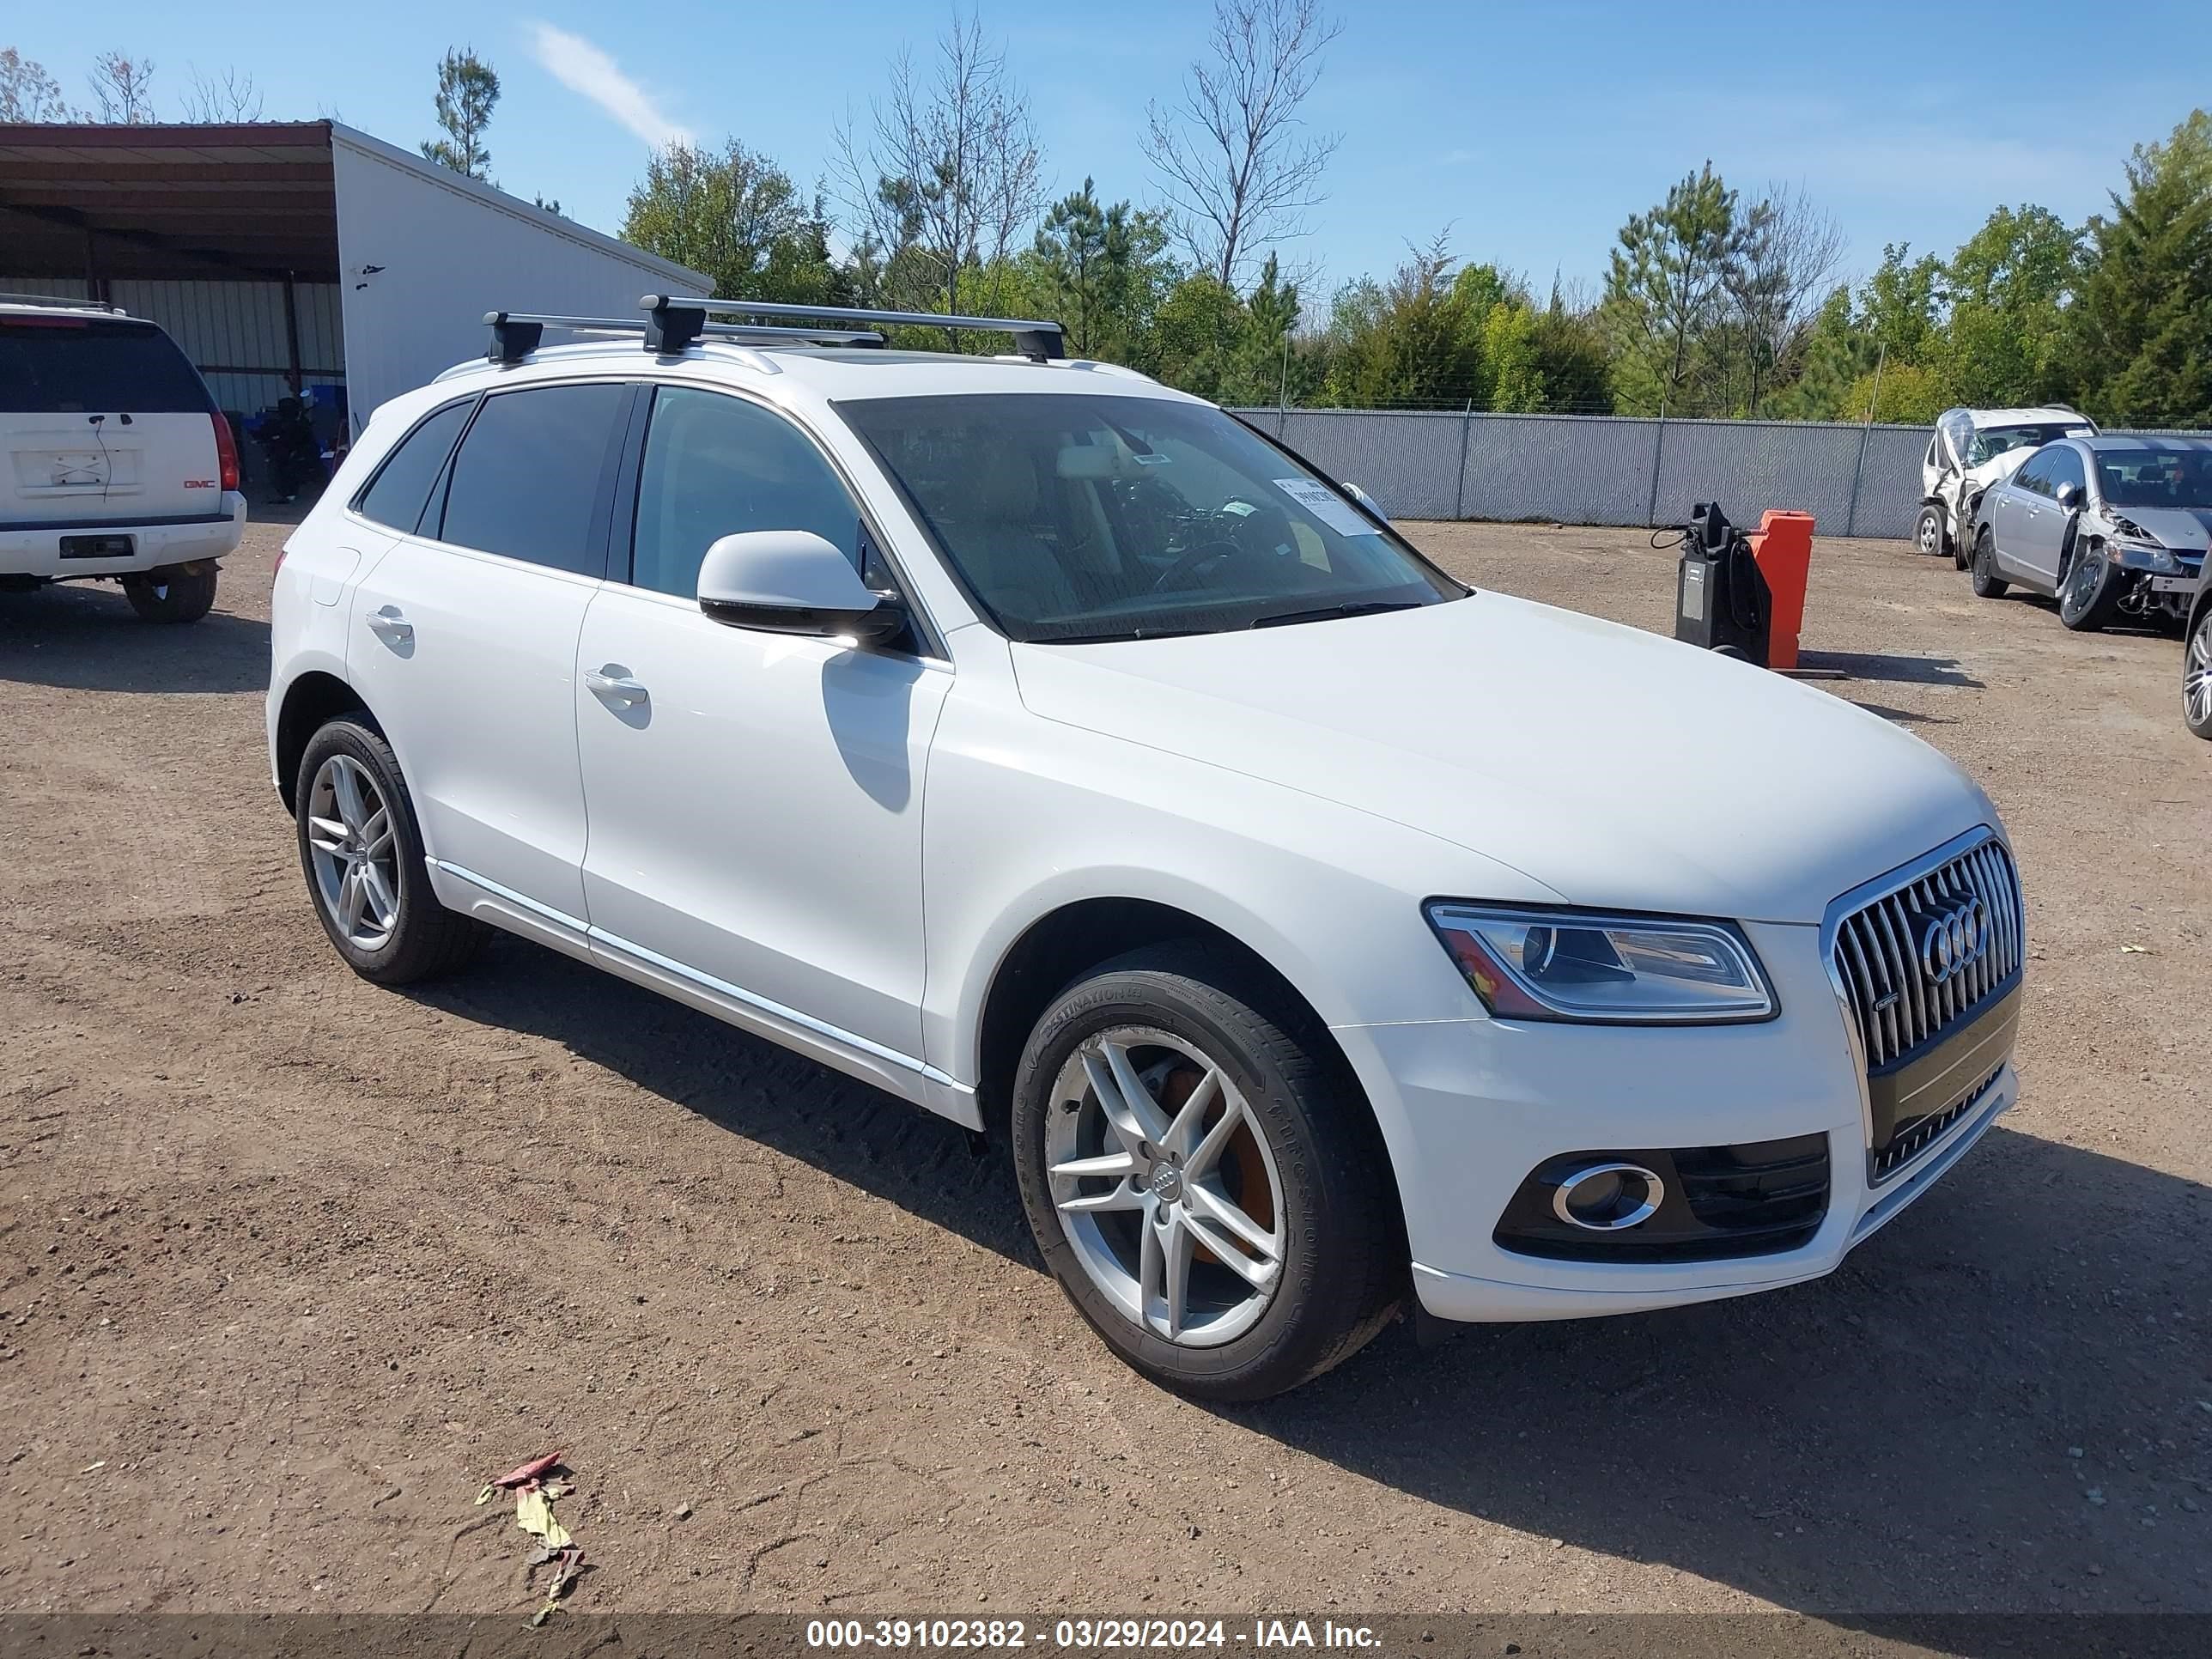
[13,0,2209,300]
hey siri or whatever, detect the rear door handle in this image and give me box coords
[368,605,413,646]
[585,665,648,705]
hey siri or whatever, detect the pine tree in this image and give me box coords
[2067,111,2212,428]
[421,47,499,181]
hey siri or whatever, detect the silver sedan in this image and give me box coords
[1966,435,2210,633]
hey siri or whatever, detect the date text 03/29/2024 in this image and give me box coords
[805,1620,1384,1650]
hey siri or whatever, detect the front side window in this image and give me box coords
[356,399,472,533]
[2046,446,2087,497]
[434,383,628,575]
[2097,447,2212,509]
[837,392,1462,642]
[2012,451,2057,496]
[629,388,861,599]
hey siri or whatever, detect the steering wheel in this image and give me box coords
[1150,538,1257,594]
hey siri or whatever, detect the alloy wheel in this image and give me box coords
[1045,1028,1285,1347]
[306,753,401,951]
[1917,514,1940,556]
[2065,554,2100,615]
[2187,617,2212,729]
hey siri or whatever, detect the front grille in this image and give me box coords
[1869,1066,2002,1182]
[1831,836,2022,1071]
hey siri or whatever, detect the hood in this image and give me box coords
[1010,594,1993,925]
[2106,505,2212,551]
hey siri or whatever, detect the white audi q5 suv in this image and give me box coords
[267,298,2025,1399]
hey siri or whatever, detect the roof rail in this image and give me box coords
[481,309,885,365]
[0,290,125,314]
[641,295,1066,363]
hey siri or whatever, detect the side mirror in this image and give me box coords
[2055,482,2080,510]
[1342,481,1390,525]
[696,530,905,646]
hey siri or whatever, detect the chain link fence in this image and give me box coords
[1233,408,1934,538]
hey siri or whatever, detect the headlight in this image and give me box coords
[1425,902,1776,1023]
[2111,539,2177,572]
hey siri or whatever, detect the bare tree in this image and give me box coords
[88,51,157,123]
[1723,182,1846,416]
[0,48,72,122]
[1142,0,1342,293]
[834,7,1046,321]
[182,64,264,123]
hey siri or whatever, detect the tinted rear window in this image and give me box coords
[357,399,473,533]
[434,384,627,575]
[0,317,216,414]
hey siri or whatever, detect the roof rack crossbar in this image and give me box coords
[0,290,124,314]
[641,294,1066,363]
[485,309,884,364]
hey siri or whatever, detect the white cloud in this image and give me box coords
[528,22,690,150]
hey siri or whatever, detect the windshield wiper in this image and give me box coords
[1249,599,1425,629]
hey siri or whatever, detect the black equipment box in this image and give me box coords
[1674,501,1771,665]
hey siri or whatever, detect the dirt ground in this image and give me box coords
[2,512,2207,1621]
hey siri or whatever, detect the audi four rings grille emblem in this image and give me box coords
[1916,896,1990,985]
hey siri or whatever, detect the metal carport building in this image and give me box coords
[0,119,708,441]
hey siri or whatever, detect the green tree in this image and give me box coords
[1528,283,1613,413]
[1936,204,2081,407]
[422,47,499,179]
[2066,110,2212,428]
[1028,179,1177,362]
[1322,236,1486,407]
[623,140,849,305]
[1212,253,1311,404]
[1152,272,1249,399]
[1603,162,1743,414]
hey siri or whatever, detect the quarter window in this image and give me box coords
[629,388,863,599]
[434,383,628,575]
[356,399,472,533]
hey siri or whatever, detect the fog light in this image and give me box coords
[1551,1162,1664,1231]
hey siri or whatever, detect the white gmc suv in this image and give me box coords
[267,298,2026,1399]
[2,296,244,620]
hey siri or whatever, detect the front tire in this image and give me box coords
[1914,505,1948,560]
[1969,530,2008,599]
[2059,547,2122,632]
[122,563,217,623]
[295,717,487,985]
[1010,943,1404,1401]
[2185,608,2212,741]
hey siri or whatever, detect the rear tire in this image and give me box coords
[1914,505,1948,560]
[1969,530,2008,599]
[1010,942,1404,1401]
[2059,547,2122,632]
[123,564,217,623]
[295,717,487,985]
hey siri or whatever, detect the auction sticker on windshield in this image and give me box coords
[1273,477,1374,537]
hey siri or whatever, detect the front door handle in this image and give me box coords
[585,665,648,706]
[368,605,413,646]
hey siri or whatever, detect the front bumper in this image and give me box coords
[0,494,246,577]
[1333,918,2018,1324]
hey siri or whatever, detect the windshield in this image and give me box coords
[2097,447,2212,510]
[837,392,1464,642]
[1965,424,2078,467]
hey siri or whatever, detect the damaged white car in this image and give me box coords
[1916,405,2095,564]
